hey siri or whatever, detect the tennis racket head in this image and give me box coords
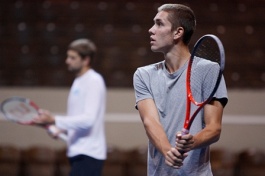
[188,34,225,105]
[184,34,225,131]
[192,34,225,71]
[0,97,39,125]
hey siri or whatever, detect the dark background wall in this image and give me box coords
[0,2,265,175]
[0,0,264,88]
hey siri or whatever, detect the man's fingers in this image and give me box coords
[165,148,185,168]
[165,159,182,169]
[176,133,194,153]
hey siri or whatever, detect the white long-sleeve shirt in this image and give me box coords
[55,69,106,160]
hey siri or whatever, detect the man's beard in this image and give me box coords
[68,66,82,75]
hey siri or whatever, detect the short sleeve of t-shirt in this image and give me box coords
[133,68,153,105]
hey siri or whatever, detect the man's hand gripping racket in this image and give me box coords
[177,34,225,152]
[0,96,67,142]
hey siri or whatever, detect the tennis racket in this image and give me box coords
[0,96,67,142]
[180,34,225,136]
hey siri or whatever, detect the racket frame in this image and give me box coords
[1,96,39,124]
[0,96,67,141]
[182,34,225,134]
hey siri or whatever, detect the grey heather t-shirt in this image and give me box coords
[133,59,228,176]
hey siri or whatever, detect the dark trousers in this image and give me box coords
[69,155,104,176]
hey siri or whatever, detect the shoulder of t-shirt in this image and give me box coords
[136,60,164,73]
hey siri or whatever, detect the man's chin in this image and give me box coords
[151,47,156,52]
[151,45,161,52]
[68,68,78,73]
[151,48,160,53]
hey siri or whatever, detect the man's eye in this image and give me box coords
[157,22,162,26]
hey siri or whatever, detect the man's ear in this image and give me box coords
[83,56,91,67]
[173,27,184,40]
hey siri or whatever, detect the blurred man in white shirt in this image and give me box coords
[33,39,106,176]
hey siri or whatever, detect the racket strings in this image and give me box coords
[195,38,221,64]
[201,65,220,101]
[3,101,37,123]
[189,37,222,104]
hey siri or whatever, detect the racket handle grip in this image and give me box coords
[181,128,189,135]
[57,133,68,142]
[177,128,189,140]
[177,128,190,154]
[48,125,67,142]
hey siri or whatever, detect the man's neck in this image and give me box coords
[164,45,190,74]
[76,66,90,77]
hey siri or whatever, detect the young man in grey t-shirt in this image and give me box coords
[133,4,228,176]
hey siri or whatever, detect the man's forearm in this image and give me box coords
[142,116,172,156]
[192,124,221,150]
